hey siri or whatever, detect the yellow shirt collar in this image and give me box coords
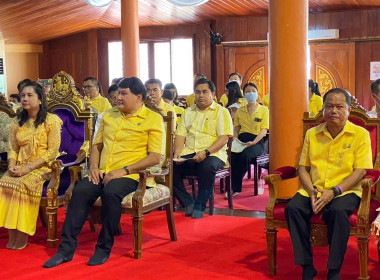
[316,120,356,136]
[117,104,147,119]
[190,101,217,112]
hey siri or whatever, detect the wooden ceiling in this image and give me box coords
[0,0,379,44]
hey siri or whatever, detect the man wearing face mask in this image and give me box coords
[230,82,269,196]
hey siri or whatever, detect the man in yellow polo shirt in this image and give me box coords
[174,78,233,219]
[145,78,177,125]
[43,77,164,268]
[83,77,112,114]
[285,88,372,280]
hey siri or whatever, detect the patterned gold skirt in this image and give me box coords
[0,168,50,235]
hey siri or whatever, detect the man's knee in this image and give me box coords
[72,178,98,197]
[198,157,223,173]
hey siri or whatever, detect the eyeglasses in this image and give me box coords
[82,85,95,91]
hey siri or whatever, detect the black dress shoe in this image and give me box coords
[87,251,110,266]
[43,253,72,268]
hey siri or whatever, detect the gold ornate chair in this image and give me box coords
[40,71,96,247]
[0,95,17,173]
[67,97,177,259]
[265,97,380,279]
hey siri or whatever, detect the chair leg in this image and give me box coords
[191,179,196,200]
[266,228,278,276]
[209,186,214,215]
[357,236,370,280]
[46,205,58,248]
[253,163,258,196]
[219,178,224,193]
[225,175,233,209]
[165,201,177,241]
[132,213,143,259]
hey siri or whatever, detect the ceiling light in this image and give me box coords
[166,0,209,6]
[85,0,113,7]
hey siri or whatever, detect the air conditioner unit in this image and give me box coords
[308,29,339,40]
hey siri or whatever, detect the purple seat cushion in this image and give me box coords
[0,152,6,161]
[57,153,78,167]
[42,167,71,197]
[53,108,85,155]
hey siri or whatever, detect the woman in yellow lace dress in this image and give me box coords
[0,81,62,249]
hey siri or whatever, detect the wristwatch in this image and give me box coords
[123,166,130,175]
[204,149,210,156]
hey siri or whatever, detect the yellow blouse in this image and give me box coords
[8,113,62,166]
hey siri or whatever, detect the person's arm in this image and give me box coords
[233,126,240,139]
[88,142,104,184]
[313,169,366,214]
[174,135,186,160]
[247,128,268,147]
[298,165,318,211]
[193,135,228,163]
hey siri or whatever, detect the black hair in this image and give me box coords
[108,84,119,95]
[315,82,321,96]
[145,78,162,89]
[243,82,258,93]
[323,88,351,107]
[164,82,178,104]
[18,81,48,128]
[229,72,242,81]
[371,79,380,95]
[83,76,103,96]
[119,77,147,100]
[10,94,21,102]
[162,89,174,101]
[17,79,32,93]
[226,81,243,107]
[194,78,216,92]
[112,77,124,85]
[194,73,206,79]
[308,79,316,94]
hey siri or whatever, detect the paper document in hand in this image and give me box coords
[231,139,248,153]
[173,157,193,162]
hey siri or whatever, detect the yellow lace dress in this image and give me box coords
[0,113,62,235]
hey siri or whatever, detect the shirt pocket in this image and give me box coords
[337,148,354,167]
[203,119,217,135]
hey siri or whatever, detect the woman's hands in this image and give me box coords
[8,164,31,177]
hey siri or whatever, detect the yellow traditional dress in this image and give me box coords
[0,113,62,235]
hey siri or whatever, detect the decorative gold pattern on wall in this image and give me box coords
[315,65,336,96]
[248,66,265,100]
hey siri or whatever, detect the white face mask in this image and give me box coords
[245,92,258,103]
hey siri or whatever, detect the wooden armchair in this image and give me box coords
[265,97,380,279]
[40,71,96,247]
[67,99,177,259]
[0,95,17,173]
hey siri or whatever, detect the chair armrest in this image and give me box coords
[44,160,62,201]
[64,165,83,204]
[273,166,298,180]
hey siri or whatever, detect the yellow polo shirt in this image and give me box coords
[309,94,323,117]
[234,104,269,135]
[89,94,112,114]
[176,101,233,163]
[298,121,373,198]
[94,105,164,187]
[186,93,195,107]
[174,104,184,126]
[261,94,270,108]
[158,99,177,125]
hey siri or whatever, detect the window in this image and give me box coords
[108,38,194,95]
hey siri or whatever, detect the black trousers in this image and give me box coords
[285,192,360,270]
[173,153,224,211]
[57,177,138,258]
[231,133,265,192]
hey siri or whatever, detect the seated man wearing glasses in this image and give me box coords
[173,78,233,219]
[83,77,111,114]
[285,88,372,280]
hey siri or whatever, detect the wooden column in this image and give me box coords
[269,0,308,197]
[121,0,139,77]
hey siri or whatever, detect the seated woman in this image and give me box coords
[0,81,62,249]
[164,82,184,108]
[230,82,269,196]
[308,79,323,117]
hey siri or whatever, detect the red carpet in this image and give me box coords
[0,210,380,280]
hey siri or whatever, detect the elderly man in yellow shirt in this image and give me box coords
[174,78,233,219]
[44,77,164,268]
[145,78,177,125]
[285,88,372,280]
[83,77,112,114]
